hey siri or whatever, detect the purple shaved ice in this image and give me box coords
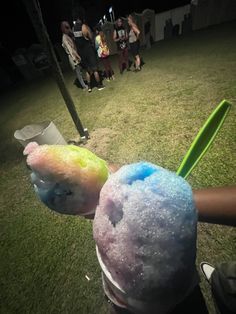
[93,162,197,309]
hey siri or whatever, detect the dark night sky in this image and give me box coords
[0,0,190,54]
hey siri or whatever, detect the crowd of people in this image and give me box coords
[61,14,143,93]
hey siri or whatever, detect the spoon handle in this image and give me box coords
[176,99,231,179]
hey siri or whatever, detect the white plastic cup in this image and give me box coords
[14,121,67,147]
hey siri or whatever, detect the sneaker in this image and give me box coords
[200,262,215,283]
[135,66,141,71]
[97,84,105,90]
[82,85,88,91]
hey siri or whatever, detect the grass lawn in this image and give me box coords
[0,20,236,314]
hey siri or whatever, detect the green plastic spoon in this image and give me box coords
[176,99,231,179]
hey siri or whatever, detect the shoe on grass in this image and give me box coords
[97,84,105,90]
[200,262,215,283]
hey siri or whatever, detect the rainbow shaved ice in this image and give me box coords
[93,162,197,312]
[24,142,108,216]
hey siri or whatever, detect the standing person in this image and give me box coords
[127,14,141,72]
[73,15,105,92]
[113,18,130,74]
[95,25,115,81]
[61,21,88,91]
[144,21,151,50]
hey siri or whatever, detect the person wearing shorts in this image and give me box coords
[128,15,141,72]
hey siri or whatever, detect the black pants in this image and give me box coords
[211,262,236,314]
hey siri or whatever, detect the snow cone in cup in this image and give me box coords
[24,142,109,217]
[93,162,198,313]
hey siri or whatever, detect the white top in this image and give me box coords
[62,34,80,70]
[129,28,137,43]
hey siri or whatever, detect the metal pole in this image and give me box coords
[22,0,89,140]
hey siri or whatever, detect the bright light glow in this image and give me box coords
[109,7,112,13]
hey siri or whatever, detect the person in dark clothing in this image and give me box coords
[127,14,141,71]
[73,16,105,92]
[113,18,130,74]
[144,21,151,49]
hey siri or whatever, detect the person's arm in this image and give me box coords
[109,165,236,227]
[86,161,236,227]
[113,29,119,42]
[124,29,129,41]
[70,44,81,63]
[133,24,140,39]
[193,186,236,226]
[94,35,99,50]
